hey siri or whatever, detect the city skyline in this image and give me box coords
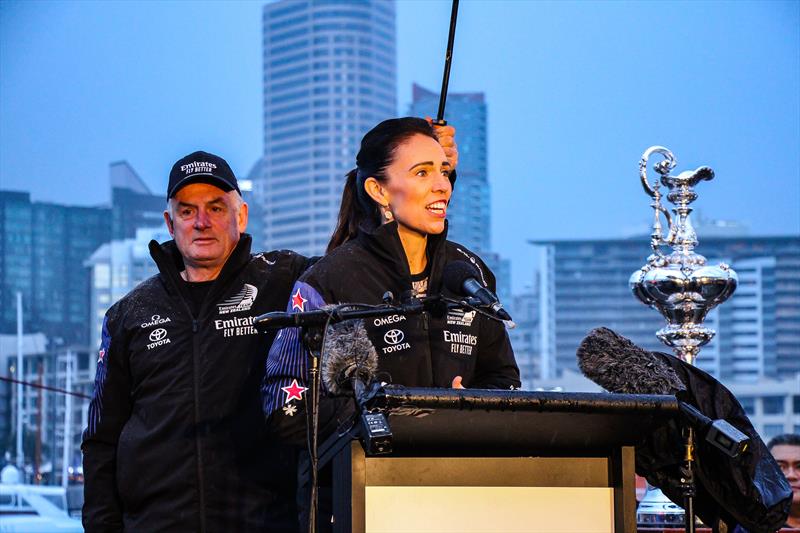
[1,0,799,292]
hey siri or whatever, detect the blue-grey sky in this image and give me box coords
[1,0,798,291]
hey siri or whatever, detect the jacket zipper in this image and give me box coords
[163,274,206,533]
[148,238,253,533]
[190,317,206,533]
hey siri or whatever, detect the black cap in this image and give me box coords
[167,150,240,199]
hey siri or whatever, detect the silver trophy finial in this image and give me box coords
[629,146,738,366]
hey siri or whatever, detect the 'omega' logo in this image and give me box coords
[149,328,168,342]
[383,329,404,345]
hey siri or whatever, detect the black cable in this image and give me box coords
[0,375,90,399]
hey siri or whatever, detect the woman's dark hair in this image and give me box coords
[327,117,438,253]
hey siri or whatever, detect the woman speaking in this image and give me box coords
[262,116,520,428]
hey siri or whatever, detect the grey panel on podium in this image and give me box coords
[320,387,679,533]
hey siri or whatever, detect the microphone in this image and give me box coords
[321,319,378,397]
[320,319,391,455]
[443,261,513,322]
[576,327,685,395]
[577,327,750,458]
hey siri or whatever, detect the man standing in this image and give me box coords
[82,151,308,532]
[769,434,800,529]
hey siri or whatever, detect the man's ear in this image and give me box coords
[363,177,389,207]
[238,202,249,233]
[163,211,175,237]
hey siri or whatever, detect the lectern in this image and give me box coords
[315,387,678,533]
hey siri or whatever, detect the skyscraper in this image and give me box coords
[258,0,397,256]
[409,84,490,254]
[409,83,511,301]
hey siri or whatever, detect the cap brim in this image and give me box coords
[168,174,235,198]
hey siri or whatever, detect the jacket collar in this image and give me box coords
[148,233,253,310]
[355,219,449,295]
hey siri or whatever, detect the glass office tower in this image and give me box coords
[258,0,397,256]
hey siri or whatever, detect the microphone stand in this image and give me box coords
[258,297,433,533]
[680,426,696,533]
[301,325,324,533]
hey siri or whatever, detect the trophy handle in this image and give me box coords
[639,146,676,258]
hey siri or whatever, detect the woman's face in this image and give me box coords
[382,133,452,235]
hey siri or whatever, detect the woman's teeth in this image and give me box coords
[427,201,447,214]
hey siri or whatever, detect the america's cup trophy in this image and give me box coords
[629,146,738,530]
[629,146,738,366]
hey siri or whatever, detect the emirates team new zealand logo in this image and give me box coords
[217,284,258,315]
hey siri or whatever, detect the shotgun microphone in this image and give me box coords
[577,327,750,458]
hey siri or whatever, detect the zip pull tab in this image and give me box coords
[192,320,199,333]
[422,312,429,331]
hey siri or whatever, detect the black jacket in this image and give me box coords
[637,351,792,532]
[262,221,521,434]
[82,234,308,532]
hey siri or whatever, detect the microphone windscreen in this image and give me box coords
[443,260,481,295]
[576,327,685,395]
[321,318,378,395]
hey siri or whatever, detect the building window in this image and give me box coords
[94,264,110,289]
[762,396,785,415]
[793,395,800,414]
[763,424,785,439]
[738,397,755,415]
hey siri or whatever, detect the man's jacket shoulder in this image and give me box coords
[249,249,310,277]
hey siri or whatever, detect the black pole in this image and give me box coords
[433,0,460,126]
[302,327,324,533]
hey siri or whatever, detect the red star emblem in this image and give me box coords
[97,348,105,363]
[281,379,308,404]
[291,288,307,312]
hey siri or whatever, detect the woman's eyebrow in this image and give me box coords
[408,161,434,171]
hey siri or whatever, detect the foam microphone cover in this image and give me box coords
[321,318,378,395]
[576,327,685,395]
[443,260,481,295]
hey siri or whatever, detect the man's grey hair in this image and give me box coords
[165,189,244,218]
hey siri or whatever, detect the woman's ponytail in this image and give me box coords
[327,169,363,253]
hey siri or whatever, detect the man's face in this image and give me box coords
[772,444,800,505]
[164,183,248,274]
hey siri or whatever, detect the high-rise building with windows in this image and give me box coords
[409,84,490,254]
[0,161,164,347]
[0,191,111,347]
[408,84,511,301]
[507,290,540,388]
[532,235,800,381]
[257,0,397,256]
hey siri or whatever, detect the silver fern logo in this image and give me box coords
[217,284,258,315]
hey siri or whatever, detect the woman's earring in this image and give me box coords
[384,209,394,222]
